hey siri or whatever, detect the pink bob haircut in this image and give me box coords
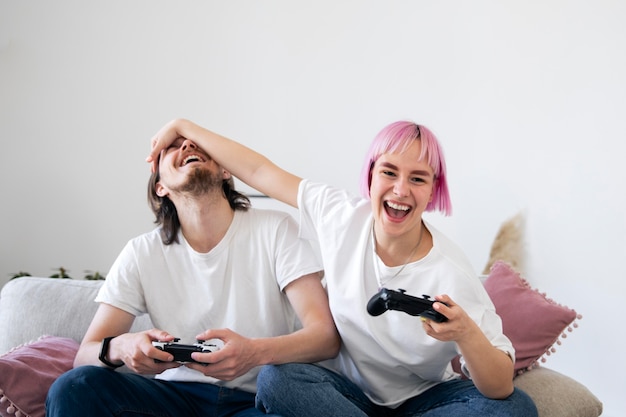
[358,120,452,216]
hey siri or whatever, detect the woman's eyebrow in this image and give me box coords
[378,161,431,176]
[378,161,398,170]
[410,169,432,177]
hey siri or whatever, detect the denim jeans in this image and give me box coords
[255,363,538,417]
[46,365,280,417]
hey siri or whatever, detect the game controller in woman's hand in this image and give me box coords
[367,288,448,322]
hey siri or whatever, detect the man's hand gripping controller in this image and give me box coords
[152,339,219,364]
[367,288,448,322]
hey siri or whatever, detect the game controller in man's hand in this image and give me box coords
[152,339,219,363]
[367,288,448,322]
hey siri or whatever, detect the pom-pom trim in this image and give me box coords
[0,335,54,417]
[512,278,582,376]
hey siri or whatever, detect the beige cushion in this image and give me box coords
[514,366,603,417]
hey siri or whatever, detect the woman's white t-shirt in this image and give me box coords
[298,180,513,407]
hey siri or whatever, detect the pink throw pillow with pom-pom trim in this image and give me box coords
[0,335,79,417]
[484,261,582,375]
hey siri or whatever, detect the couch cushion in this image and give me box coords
[484,261,581,374]
[0,277,153,354]
[0,335,79,417]
[0,278,103,354]
[514,366,603,417]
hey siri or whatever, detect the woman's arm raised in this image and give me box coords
[148,118,302,208]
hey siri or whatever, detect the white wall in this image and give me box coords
[1,1,624,414]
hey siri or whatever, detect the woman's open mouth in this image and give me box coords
[385,201,411,219]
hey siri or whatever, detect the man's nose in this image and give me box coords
[181,140,197,151]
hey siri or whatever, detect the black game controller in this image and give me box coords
[152,339,218,363]
[367,288,448,322]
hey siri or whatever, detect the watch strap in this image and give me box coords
[98,336,124,368]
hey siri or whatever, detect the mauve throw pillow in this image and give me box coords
[484,261,581,374]
[0,335,79,417]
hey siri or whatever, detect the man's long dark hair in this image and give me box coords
[148,170,251,245]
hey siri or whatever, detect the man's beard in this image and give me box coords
[170,166,223,197]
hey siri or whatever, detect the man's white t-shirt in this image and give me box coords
[96,208,322,393]
[298,180,513,408]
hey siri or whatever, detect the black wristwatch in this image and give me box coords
[98,336,124,368]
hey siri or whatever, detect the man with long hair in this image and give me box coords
[46,138,340,417]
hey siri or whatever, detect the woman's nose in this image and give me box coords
[393,179,409,197]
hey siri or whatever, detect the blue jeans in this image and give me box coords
[255,364,538,417]
[46,365,280,417]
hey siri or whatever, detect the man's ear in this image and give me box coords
[222,169,232,180]
[156,182,168,197]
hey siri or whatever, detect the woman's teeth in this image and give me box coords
[387,201,410,211]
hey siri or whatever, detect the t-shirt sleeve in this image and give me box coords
[95,240,147,317]
[273,210,324,291]
[296,179,320,242]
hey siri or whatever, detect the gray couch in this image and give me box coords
[0,277,603,417]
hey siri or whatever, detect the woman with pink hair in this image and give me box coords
[148,119,537,417]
